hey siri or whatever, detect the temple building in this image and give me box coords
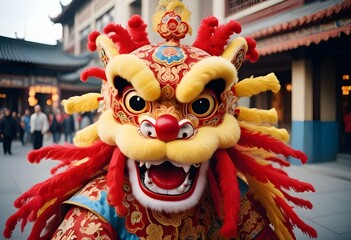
[0,36,100,114]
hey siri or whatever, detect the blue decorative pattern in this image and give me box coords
[67,192,138,240]
[153,45,186,65]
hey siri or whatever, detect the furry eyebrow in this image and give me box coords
[176,56,237,103]
[106,54,161,101]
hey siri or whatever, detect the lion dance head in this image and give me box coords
[4,1,317,239]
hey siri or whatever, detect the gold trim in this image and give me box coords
[63,200,109,224]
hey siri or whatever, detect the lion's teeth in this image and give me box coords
[177,184,185,193]
[145,162,152,169]
[182,165,190,173]
[157,188,168,194]
[139,162,145,167]
[183,173,190,184]
[171,161,191,173]
[145,171,152,184]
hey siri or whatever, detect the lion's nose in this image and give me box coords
[155,114,180,142]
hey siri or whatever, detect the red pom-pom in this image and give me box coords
[87,31,100,52]
[245,37,259,62]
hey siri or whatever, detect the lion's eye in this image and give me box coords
[124,90,149,114]
[188,92,216,118]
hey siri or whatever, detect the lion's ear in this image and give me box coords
[221,37,248,70]
[95,35,120,68]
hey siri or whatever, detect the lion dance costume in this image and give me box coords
[4,1,318,239]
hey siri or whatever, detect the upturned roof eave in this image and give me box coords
[237,0,351,56]
[0,36,92,71]
[51,0,87,24]
[240,0,350,38]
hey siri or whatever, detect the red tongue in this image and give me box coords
[148,162,186,190]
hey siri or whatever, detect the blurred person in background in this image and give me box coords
[0,108,18,155]
[79,112,93,130]
[21,109,31,145]
[11,111,21,141]
[30,105,49,149]
[49,108,63,143]
[17,112,25,145]
[62,113,75,144]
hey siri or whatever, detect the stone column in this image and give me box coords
[291,59,314,163]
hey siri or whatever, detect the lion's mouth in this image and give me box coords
[135,160,200,201]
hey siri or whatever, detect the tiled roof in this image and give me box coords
[51,0,88,24]
[240,0,351,55]
[241,0,350,37]
[0,36,91,70]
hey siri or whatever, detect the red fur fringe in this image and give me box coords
[105,148,128,216]
[238,128,308,164]
[265,156,291,167]
[210,20,242,56]
[207,166,225,220]
[104,23,136,54]
[193,17,242,56]
[87,31,100,51]
[214,149,240,238]
[127,15,150,48]
[281,191,313,209]
[227,146,317,239]
[4,141,115,239]
[16,143,114,208]
[193,16,218,53]
[86,15,150,56]
[275,197,318,238]
[227,147,315,193]
[81,67,107,82]
[245,37,259,62]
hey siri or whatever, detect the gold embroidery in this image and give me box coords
[53,208,78,240]
[97,43,110,68]
[203,114,222,126]
[179,218,206,239]
[132,44,155,59]
[52,229,76,240]
[145,223,164,239]
[222,91,237,116]
[161,84,175,101]
[131,211,142,224]
[66,176,267,239]
[152,210,192,227]
[232,48,246,70]
[234,196,266,240]
[54,207,111,240]
[152,104,183,120]
[240,196,251,216]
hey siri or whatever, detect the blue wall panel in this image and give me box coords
[291,121,338,164]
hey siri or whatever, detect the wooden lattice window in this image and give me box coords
[225,0,268,16]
